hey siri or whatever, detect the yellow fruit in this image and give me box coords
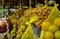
[45,31,54,39]
[40,31,45,39]
[17,30,23,34]
[42,21,51,31]
[21,24,36,39]
[49,25,59,33]
[55,31,60,39]
[20,25,26,31]
[54,18,60,26]
[11,19,17,25]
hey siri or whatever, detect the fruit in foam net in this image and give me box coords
[45,31,54,39]
[48,25,59,33]
[40,4,60,39]
[21,24,36,39]
[55,31,60,39]
[45,4,60,23]
[42,21,51,31]
[54,18,60,26]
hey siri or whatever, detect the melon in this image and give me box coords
[49,25,59,33]
[55,31,60,39]
[42,21,51,31]
[54,18,60,26]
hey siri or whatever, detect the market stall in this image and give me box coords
[0,0,60,39]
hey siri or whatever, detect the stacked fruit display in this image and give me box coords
[7,13,38,39]
[20,15,38,39]
[3,3,60,39]
[21,24,36,39]
[7,8,25,31]
[6,5,54,39]
[40,4,60,39]
[23,6,53,27]
[6,8,27,39]
[12,6,53,39]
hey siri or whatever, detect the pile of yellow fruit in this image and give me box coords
[7,3,60,39]
[23,6,53,27]
[40,4,60,39]
[40,18,60,39]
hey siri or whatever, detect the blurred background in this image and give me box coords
[0,0,60,9]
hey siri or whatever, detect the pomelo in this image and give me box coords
[54,18,60,26]
[55,31,60,39]
[45,31,54,39]
[42,21,51,31]
[49,25,59,33]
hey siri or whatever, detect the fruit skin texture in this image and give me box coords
[20,25,26,32]
[54,18,60,26]
[55,31,60,39]
[45,31,54,39]
[48,25,59,33]
[42,21,51,31]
